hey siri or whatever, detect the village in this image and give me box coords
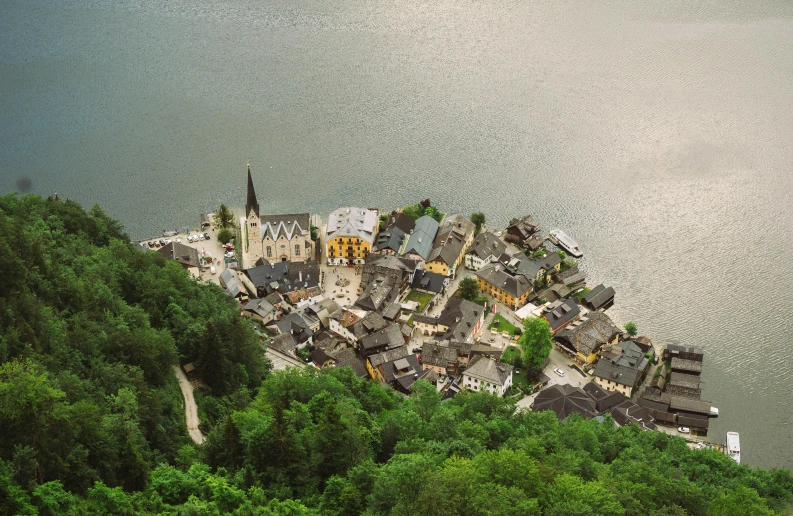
[138,166,727,455]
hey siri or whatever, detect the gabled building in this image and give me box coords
[359,324,407,358]
[366,345,410,382]
[266,312,316,346]
[385,211,416,234]
[384,354,425,394]
[420,340,461,376]
[554,311,619,363]
[505,215,540,246]
[243,260,321,299]
[400,215,439,263]
[583,284,615,311]
[371,227,407,256]
[425,214,475,278]
[326,207,379,265]
[412,298,484,343]
[332,348,370,379]
[497,253,549,284]
[541,298,581,333]
[461,356,513,396]
[592,340,649,397]
[241,165,313,267]
[475,263,533,310]
[158,241,201,274]
[330,310,389,345]
[465,231,507,271]
[219,269,250,301]
[241,298,277,325]
[410,269,446,295]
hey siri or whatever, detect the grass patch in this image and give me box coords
[404,290,434,312]
[574,287,592,300]
[501,346,522,365]
[511,371,532,391]
[488,314,518,335]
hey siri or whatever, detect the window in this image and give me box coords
[295,244,300,256]
[266,246,272,258]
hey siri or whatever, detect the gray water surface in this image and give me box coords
[2,0,793,468]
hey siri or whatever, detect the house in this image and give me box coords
[412,298,484,342]
[400,215,439,263]
[385,211,416,234]
[219,269,250,301]
[609,400,657,430]
[666,372,702,399]
[355,275,400,313]
[332,348,370,379]
[371,227,407,256]
[582,382,628,413]
[497,253,548,284]
[663,344,704,362]
[537,251,562,273]
[243,260,321,299]
[158,242,201,274]
[461,355,513,396]
[532,384,598,420]
[241,166,314,267]
[541,298,581,333]
[670,358,703,375]
[355,255,417,312]
[554,311,619,363]
[467,344,503,362]
[358,324,406,358]
[383,354,425,394]
[367,345,410,382]
[266,312,315,347]
[465,231,507,270]
[555,267,586,288]
[420,340,461,376]
[241,298,277,325]
[311,347,337,369]
[583,284,615,311]
[304,298,342,329]
[268,333,299,355]
[410,269,446,295]
[425,214,475,277]
[328,309,388,345]
[325,207,379,266]
[504,215,541,246]
[592,340,649,397]
[475,263,533,310]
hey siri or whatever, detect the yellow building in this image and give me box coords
[425,214,475,277]
[325,207,379,266]
[474,263,534,311]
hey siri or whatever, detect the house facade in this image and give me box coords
[555,311,620,364]
[461,355,513,396]
[465,231,507,271]
[592,341,649,397]
[474,263,533,310]
[425,214,475,277]
[325,207,379,266]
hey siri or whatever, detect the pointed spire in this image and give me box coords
[246,163,259,219]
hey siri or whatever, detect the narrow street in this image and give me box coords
[173,366,204,445]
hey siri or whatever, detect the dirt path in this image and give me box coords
[173,366,204,445]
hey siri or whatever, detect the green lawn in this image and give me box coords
[501,346,522,365]
[511,372,532,391]
[574,287,592,300]
[404,290,434,312]
[488,314,518,335]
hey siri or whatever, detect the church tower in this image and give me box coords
[244,164,263,267]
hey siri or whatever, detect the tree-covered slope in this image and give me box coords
[0,193,791,515]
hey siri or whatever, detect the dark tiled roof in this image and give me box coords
[421,341,460,368]
[475,263,533,298]
[244,260,320,295]
[671,358,703,374]
[268,333,297,354]
[592,341,648,388]
[533,384,597,420]
[359,324,405,355]
[555,311,618,355]
[350,312,388,339]
[242,298,276,319]
[437,298,484,342]
[369,346,410,368]
[355,276,397,312]
[463,355,513,386]
[506,215,540,240]
[411,269,446,294]
[373,228,407,254]
[386,211,416,233]
[583,284,615,310]
[542,298,581,331]
[158,241,201,268]
[333,348,369,378]
[467,231,507,260]
[246,165,259,218]
[427,214,474,266]
[259,213,310,241]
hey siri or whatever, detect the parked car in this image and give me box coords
[678,426,691,434]
[203,232,210,240]
[147,241,154,248]
[175,238,182,244]
[554,367,565,377]
[159,239,166,246]
[210,266,216,275]
[198,234,205,241]
[225,251,234,258]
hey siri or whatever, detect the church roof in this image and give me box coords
[246,165,259,218]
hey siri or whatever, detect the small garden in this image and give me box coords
[404,290,434,312]
[488,314,519,335]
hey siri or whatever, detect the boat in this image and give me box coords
[549,229,583,258]
[726,432,740,464]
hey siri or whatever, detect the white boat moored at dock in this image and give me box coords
[549,229,583,257]
[726,432,740,464]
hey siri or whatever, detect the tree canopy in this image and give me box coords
[625,321,638,337]
[214,204,235,230]
[458,277,481,302]
[470,212,485,234]
[518,317,554,371]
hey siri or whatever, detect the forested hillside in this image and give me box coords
[1,193,791,515]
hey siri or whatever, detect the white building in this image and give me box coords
[325,207,379,266]
[461,355,514,397]
[465,231,508,270]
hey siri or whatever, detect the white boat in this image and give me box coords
[549,229,583,258]
[726,432,740,464]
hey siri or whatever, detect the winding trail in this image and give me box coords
[173,366,204,444]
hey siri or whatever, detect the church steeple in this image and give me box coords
[246,163,259,219]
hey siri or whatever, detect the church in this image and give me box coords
[242,166,314,268]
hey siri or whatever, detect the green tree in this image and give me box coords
[424,206,442,222]
[518,318,553,372]
[624,321,638,337]
[470,212,486,235]
[214,204,235,229]
[458,277,480,301]
[401,204,424,220]
[217,228,233,245]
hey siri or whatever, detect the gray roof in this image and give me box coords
[498,253,544,280]
[244,261,320,295]
[386,211,416,233]
[326,207,378,245]
[427,214,475,266]
[268,333,298,354]
[259,213,310,241]
[475,263,533,299]
[242,298,276,319]
[533,384,597,420]
[542,298,581,331]
[402,215,439,260]
[421,341,460,368]
[662,394,714,416]
[270,312,314,340]
[355,276,397,312]
[668,372,701,390]
[373,227,407,254]
[506,215,540,240]
[411,269,446,294]
[467,231,507,260]
[555,311,619,355]
[670,357,702,374]
[350,312,388,339]
[382,302,402,321]
[369,345,410,368]
[333,348,369,378]
[537,251,561,270]
[592,341,648,389]
[582,382,627,412]
[219,269,245,298]
[583,284,615,310]
[158,241,201,268]
[383,354,422,389]
[438,298,484,342]
[359,324,405,354]
[557,266,586,286]
[463,355,513,386]
[610,400,656,430]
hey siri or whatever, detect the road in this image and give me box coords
[173,366,204,445]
